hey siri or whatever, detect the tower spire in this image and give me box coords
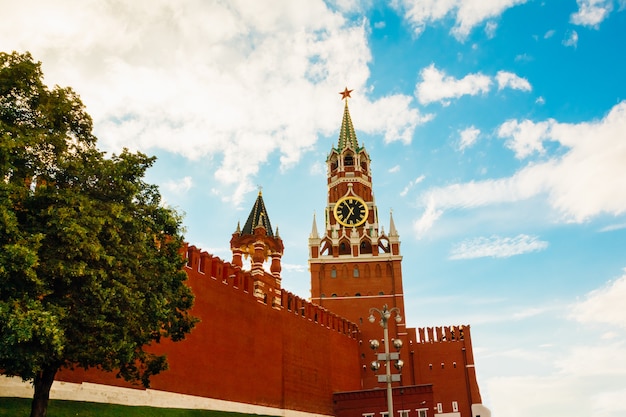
[389,209,399,237]
[337,87,359,151]
[310,212,319,239]
[241,189,274,236]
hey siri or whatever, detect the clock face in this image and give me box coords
[333,196,369,227]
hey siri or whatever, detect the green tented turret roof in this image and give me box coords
[241,191,274,237]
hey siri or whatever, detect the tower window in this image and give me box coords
[360,240,372,254]
[353,267,359,277]
[344,155,354,166]
[331,267,337,278]
[339,241,351,255]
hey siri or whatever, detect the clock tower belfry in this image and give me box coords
[309,89,406,388]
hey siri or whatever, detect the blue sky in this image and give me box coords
[2,1,626,415]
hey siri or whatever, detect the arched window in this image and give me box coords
[344,155,354,166]
[379,237,391,253]
[360,240,372,254]
[353,267,359,277]
[320,239,331,256]
[338,240,351,255]
[330,267,337,278]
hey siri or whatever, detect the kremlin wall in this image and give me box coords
[54,244,362,416]
[0,92,490,417]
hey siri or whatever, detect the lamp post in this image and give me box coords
[369,304,403,417]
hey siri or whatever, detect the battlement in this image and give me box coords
[183,244,358,340]
[415,325,471,344]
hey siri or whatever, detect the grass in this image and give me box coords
[0,397,275,417]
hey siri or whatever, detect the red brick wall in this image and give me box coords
[333,385,434,417]
[57,245,362,415]
[54,244,484,417]
[409,326,482,417]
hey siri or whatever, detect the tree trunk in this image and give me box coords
[30,366,57,417]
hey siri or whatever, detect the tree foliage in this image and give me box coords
[0,51,197,416]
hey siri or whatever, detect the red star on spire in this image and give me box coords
[339,87,353,100]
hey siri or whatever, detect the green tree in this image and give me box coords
[0,52,197,417]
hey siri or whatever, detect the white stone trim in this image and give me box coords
[0,376,330,417]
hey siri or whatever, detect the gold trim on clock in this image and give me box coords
[333,196,369,227]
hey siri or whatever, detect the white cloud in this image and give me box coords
[544,29,556,39]
[570,269,626,329]
[416,65,532,105]
[484,273,626,417]
[570,0,614,27]
[0,0,426,206]
[484,21,498,38]
[391,0,527,40]
[449,234,548,259]
[400,175,425,197]
[563,30,579,47]
[353,94,434,144]
[458,126,480,151]
[498,119,552,158]
[487,373,622,417]
[164,176,193,195]
[388,165,401,173]
[413,196,443,237]
[416,64,491,105]
[413,101,626,235]
[309,161,326,176]
[556,342,626,376]
[599,223,626,232]
[487,330,626,416]
[495,71,532,91]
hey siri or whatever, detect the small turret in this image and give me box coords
[310,212,319,239]
[389,209,398,237]
[230,189,284,307]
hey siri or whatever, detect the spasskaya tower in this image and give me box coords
[308,88,406,388]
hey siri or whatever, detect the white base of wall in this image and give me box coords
[0,375,329,417]
[472,403,491,417]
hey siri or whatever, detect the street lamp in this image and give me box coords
[369,304,403,417]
